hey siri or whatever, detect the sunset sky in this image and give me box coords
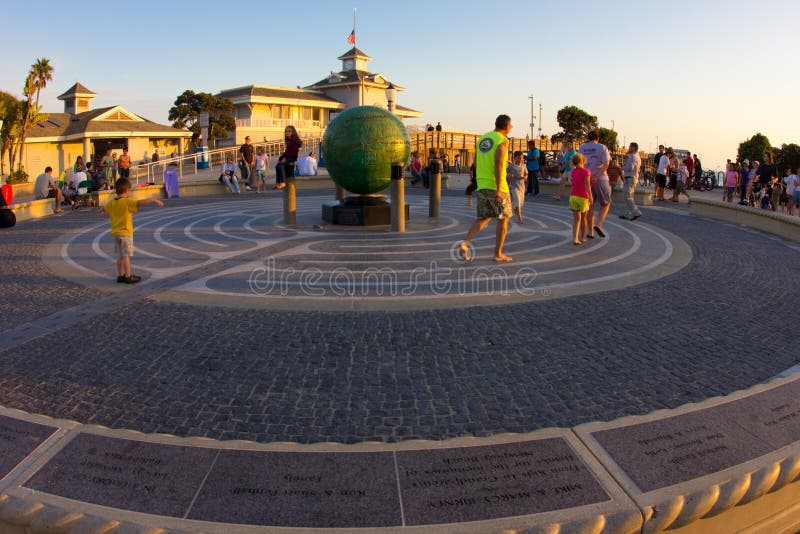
[2,0,798,171]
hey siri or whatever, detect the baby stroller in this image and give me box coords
[749,181,764,208]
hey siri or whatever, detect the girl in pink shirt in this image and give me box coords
[724,165,738,202]
[569,153,593,245]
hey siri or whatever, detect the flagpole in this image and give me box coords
[353,8,357,45]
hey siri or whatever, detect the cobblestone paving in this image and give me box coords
[0,209,107,327]
[0,193,797,444]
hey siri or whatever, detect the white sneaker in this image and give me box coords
[245,185,253,191]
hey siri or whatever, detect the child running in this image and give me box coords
[98,177,164,284]
[506,151,528,224]
[255,147,269,193]
[569,153,593,245]
[671,159,691,204]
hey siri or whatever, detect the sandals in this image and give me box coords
[117,275,141,284]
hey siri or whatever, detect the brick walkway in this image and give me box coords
[0,190,796,444]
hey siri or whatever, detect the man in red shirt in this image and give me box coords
[686,152,695,179]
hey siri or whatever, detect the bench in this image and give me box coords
[691,197,800,243]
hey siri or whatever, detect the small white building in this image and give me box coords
[22,82,191,175]
[217,47,422,147]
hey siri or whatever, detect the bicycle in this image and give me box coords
[689,170,715,191]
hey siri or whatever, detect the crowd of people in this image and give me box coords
[722,154,799,216]
[458,115,660,261]
[32,147,141,211]
[223,127,317,194]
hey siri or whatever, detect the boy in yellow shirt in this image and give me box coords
[98,177,163,284]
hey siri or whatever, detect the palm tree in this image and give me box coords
[30,57,53,108]
[15,67,50,174]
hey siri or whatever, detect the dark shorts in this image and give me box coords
[36,189,58,200]
[656,174,667,188]
[118,168,130,179]
[668,172,677,190]
[476,189,512,220]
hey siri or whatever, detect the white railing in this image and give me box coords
[126,136,323,185]
[235,118,322,129]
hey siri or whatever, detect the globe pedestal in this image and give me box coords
[322,195,409,226]
[321,105,412,228]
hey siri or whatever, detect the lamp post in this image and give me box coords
[528,94,535,140]
[538,103,542,138]
[385,83,397,114]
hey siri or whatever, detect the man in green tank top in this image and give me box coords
[458,114,514,263]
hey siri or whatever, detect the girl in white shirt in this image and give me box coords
[255,147,269,193]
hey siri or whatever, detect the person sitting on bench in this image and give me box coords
[219,155,241,194]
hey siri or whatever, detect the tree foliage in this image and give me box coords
[598,127,618,151]
[2,58,52,175]
[552,105,598,143]
[737,133,772,165]
[31,58,53,109]
[0,91,21,175]
[775,143,800,175]
[168,90,234,145]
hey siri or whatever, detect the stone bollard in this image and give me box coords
[283,163,296,226]
[391,162,405,233]
[429,158,442,218]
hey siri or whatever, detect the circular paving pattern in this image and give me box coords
[1,192,798,444]
[55,194,689,310]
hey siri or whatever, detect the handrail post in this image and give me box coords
[283,163,297,226]
[429,158,441,218]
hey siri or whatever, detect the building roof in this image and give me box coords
[217,85,344,108]
[26,106,191,141]
[337,47,372,61]
[57,82,97,100]
[305,70,406,91]
[395,104,423,118]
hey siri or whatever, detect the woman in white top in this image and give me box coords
[783,168,799,217]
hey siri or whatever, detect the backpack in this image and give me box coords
[1,183,12,206]
[0,192,16,228]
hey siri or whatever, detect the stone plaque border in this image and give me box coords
[0,426,641,534]
[0,374,797,532]
[575,373,800,533]
[0,407,76,493]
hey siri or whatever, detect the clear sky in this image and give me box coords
[2,0,798,171]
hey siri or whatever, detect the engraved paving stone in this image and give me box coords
[187,450,401,528]
[23,433,218,517]
[395,439,611,525]
[717,378,800,449]
[590,409,775,493]
[0,416,58,481]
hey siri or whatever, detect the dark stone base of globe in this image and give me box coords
[322,195,409,226]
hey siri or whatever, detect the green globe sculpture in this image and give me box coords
[323,106,411,195]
